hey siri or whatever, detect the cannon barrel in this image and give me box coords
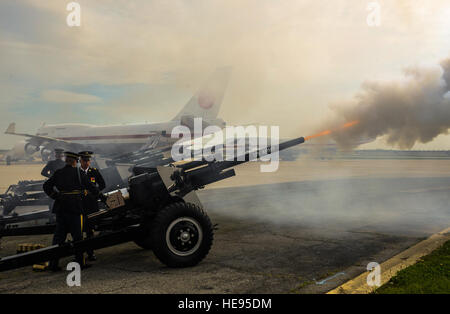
[128,136,306,201]
[179,136,305,171]
[168,136,305,196]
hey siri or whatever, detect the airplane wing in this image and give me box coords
[4,122,73,144]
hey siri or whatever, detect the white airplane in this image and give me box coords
[4,68,230,161]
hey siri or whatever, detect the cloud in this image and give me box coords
[40,89,102,104]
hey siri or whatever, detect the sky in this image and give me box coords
[0,0,450,150]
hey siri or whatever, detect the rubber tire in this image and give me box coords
[150,202,213,268]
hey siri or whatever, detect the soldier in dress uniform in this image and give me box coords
[78,151,106,261]
[41,148,65,178]
[43,151,103,271]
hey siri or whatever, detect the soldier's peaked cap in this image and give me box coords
[78,151,94,159]
[64,151,80,159]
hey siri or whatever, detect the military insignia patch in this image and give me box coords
[90,177,96,183]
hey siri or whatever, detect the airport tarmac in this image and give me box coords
[0,160,449,293]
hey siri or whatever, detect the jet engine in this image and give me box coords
[40,146,53,162]
[24,143,39,155]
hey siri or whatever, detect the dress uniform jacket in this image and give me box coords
[80,167,106,214]
[43,165,100,214]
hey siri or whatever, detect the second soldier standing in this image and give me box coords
[79,151,106,261]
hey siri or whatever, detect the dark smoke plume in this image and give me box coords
[327,57,450,149]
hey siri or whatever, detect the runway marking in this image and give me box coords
[327,226,450,294]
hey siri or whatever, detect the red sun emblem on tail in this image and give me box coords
[197,92,215,109]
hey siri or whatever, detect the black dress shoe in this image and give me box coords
[87,254,97,261]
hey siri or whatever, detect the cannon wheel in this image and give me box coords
[149,202,213,268]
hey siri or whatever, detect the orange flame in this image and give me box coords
[305,120,359,141]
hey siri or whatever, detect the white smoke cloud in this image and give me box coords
[327,57,450,149]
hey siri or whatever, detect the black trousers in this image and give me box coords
[50,213,85,267]
[83,214,95,256]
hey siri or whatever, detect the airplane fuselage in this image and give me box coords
[32,118,225,158]
[34,121,180,156]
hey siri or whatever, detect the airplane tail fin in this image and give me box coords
[172,67,231,121]
[5,122,16,134]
